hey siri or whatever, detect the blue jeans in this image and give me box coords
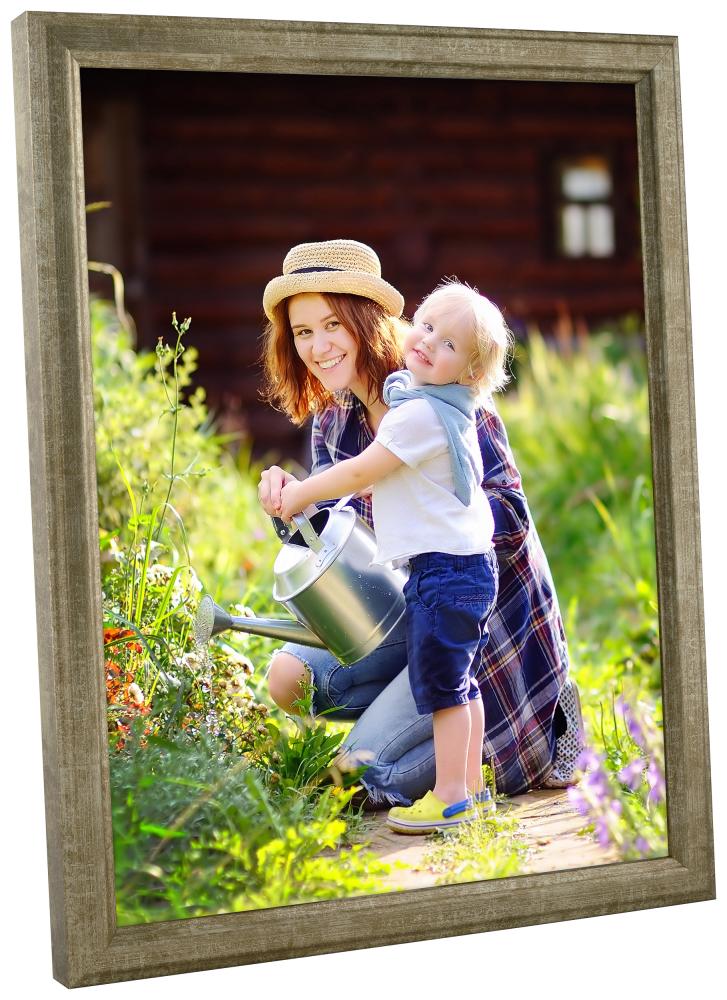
[272,617,436,806]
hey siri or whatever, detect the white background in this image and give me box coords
[1,2,723,996]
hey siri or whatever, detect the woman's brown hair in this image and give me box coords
[260,293,405,425]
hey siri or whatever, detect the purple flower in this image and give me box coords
[635,836,651,856]
[618,698,646,749]
[582,764,610,804]
[618,758,645,791]
[594,816,612,849]
[646,759,666,805]
[576,748,605,773]
[567,786,590,818]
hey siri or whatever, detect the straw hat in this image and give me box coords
[263,239,405,320]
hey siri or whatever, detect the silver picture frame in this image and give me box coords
[10,11,714,988]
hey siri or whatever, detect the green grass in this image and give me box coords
[423,804,528,884]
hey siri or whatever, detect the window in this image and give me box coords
[556,156,615,258]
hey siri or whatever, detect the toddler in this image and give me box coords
[278,279,511,833]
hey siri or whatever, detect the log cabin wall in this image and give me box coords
[81,70,643,463]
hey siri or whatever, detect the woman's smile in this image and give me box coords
[317,353,346,370]
[288,292,367,395]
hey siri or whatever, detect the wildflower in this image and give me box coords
[646,759,666,805]
[581,761,610,805]
[576,748,605,773]
[567,786,590,817]
[233,604,256,619]
[146,563,173,586]
[635,836,651,856]
[617,697,646,750]
[103,626,142,656]
[594,816,612,849]
[127,683,145,705]
[618,758,645,791]
[569,698,667,862]
[172,568,203,605]
[218,646,254,674]
[181,649,207,674]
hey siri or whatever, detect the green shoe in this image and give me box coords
[386,790,477,834]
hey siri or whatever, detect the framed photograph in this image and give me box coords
[10,9,714,989]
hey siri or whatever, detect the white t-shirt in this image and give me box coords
[371,397,495,566]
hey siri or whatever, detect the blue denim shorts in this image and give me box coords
[404,549,498,715]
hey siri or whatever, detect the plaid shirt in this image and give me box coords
[310,390,569,794]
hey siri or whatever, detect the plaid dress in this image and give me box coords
[310,390,570,794]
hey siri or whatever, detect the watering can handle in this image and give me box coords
[291,511,325,552]
[271,495,354,550]
[271,517,292,542]
[270,510,325,554]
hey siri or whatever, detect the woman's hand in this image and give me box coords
[279,481,308,523]
[258,466,297,516]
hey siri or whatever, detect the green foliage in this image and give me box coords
[567,696,667,861]
[102,542,276,754]
[92,297,277,604]
[498,330,659,699]
[112,727,390,924]
[423,805,527,884]
[94,298,392,923]
[93,301,207,535]
[497,329,665,861]
[498,332,656,640]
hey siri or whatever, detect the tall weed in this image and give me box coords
[92,297,277,605]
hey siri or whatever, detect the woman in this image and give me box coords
[257,238,581,804]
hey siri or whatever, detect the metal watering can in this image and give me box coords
[194,498,407,665]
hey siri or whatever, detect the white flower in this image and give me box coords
[146,563,173,586]
[127,683,145,705]
[181,649,208,674]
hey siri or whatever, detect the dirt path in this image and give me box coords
[353,789,618,891]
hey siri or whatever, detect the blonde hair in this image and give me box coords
[414,279,512,399]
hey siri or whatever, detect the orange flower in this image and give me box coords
[103,627,142,654]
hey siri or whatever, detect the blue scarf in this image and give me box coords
[382,369,480,506]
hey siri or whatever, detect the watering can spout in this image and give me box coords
[194,595,325,650]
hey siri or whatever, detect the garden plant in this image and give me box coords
[93,284,665,924]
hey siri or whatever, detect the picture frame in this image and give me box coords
[10,9,714,989]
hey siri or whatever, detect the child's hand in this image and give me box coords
[258,466,297,516]
[278,481,306,522]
